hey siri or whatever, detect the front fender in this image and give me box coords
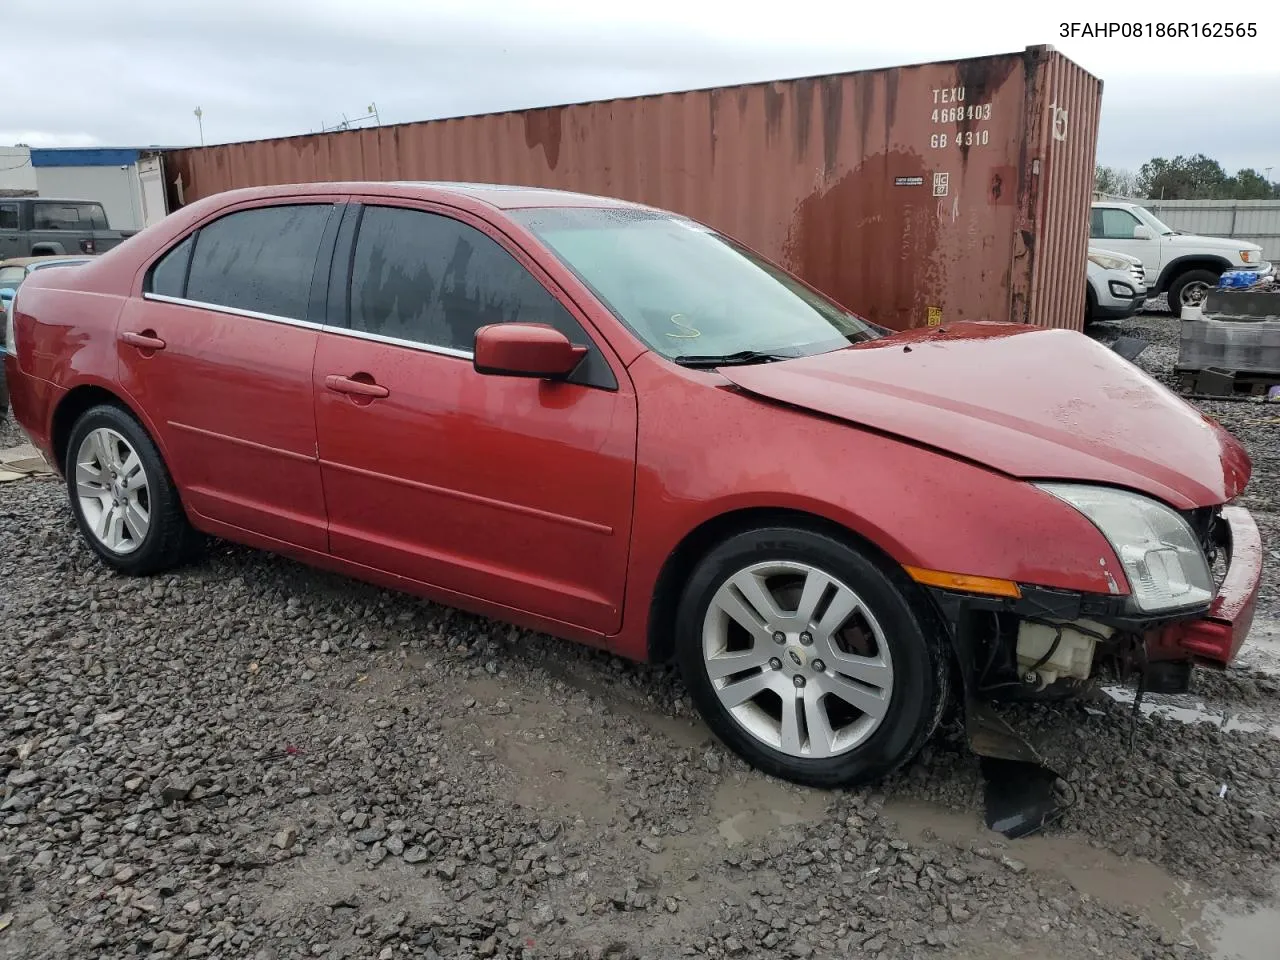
[1155,254,1231,292]
[612,354,1127,660]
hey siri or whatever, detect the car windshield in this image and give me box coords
[1133,207,1177,236]
[511,207,881,362]
[0,266,25,287]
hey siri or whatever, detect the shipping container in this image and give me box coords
[162,44,1100,332]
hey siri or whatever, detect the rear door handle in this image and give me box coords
[324,374,389,399]
[121,331,166,351]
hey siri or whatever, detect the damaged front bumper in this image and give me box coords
[929,503,1263,684]
[921,504,1262,838]
[1150,506,1262,666]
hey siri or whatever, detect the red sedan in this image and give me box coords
[3,182,1262,788]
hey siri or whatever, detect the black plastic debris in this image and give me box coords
[980,757,1064,839]
[1109,336,1149,363]
[964,699,1068,839]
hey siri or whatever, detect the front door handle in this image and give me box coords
[121,331,166,351]
[324,374,389,399]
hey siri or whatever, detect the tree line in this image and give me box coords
[1096,155,1279,200]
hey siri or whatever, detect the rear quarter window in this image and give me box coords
[183,204,333,320]
[147,236,194,298]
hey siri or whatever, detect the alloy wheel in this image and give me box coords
[74,427,151,555]
[701,560,895,759]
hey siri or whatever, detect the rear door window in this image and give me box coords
[184,204,333,320]
[0,204,18,230]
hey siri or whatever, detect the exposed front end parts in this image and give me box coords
[1015,618,1115,690]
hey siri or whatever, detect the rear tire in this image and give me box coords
[1168,269,1219,318]
[65,404,194,575]
[674,526,949,788]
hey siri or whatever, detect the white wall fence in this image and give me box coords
[0,146,37,194]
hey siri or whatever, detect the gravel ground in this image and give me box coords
[3,311,1279,960]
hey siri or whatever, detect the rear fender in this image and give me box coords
[29,241,68,256]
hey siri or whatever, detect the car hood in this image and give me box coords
[1166,232,1261,254]
[717,322,1250,509]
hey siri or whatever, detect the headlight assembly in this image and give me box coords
[1088,252,1130,271]
[1036,483,1213,613]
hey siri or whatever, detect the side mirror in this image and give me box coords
[474,323,587,379]
[1132,225,1153,240]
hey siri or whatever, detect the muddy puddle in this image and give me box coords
[885,799,1280,959]
[711,775,827,845]
[1239,618,1280,678]
[1092,616,1280,741]
[1100,685,1280,741]
[1199,893,1280,960]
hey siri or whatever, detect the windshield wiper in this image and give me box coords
[671,349,795,368]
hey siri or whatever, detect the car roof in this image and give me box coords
[14,197,106,204]
[393,182,652,210]
[0,255,94,268]
[202,181,658,212]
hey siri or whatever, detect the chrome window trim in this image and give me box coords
[321,325,475,360]
[143,293,324,331]
[143,292,475,360]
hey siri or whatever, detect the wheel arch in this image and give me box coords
[1154,255,1231,293]
[51,383,156,474]
[645,506,923,665]
[29,242,67,256]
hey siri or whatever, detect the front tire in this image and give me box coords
[675,526,948,788]
[65,404,193,575]
[1168,268,1219,318]
[1084,284,1098,325]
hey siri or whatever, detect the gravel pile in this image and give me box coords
[3,312,1279,960]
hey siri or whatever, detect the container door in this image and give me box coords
[138,156,169,228]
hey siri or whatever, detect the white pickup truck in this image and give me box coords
[1089,201,1273,317]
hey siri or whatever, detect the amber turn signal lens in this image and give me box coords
[903,566,1022,599]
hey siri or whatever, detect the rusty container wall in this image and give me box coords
[163,45,1100,332]
[1018,52,1103,332]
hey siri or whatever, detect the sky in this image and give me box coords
[4,0,1279,178]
